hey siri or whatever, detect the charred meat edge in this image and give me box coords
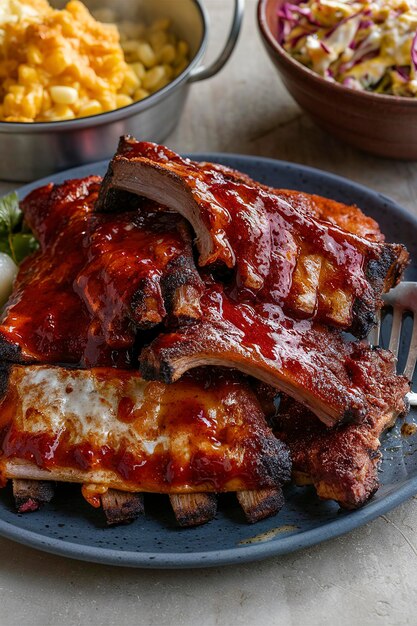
[95,139,408,339]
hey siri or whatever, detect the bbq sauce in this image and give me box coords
[0,176,200,367]
[115,141,388,333]
[0,367,287,492]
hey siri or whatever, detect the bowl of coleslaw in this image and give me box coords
[258,0,417,159]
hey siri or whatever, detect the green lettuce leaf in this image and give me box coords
[0,191,39,263]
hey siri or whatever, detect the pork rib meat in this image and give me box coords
[96,137,408,338]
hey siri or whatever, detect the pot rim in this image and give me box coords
[257,0,417,108]
[0,0,208,134]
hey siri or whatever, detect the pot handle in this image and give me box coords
[188,0,245,83]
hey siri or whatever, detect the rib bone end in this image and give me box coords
[169,493,217,527]
[237,488,285,524]
[12,479,55,513]
[100,489,144,526]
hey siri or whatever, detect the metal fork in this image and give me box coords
[368,282,417,406]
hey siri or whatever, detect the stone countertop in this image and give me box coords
[0,1,416,625]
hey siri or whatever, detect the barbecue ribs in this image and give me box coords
[0,176,202,365]
[272,387,408,509]
[140,274,409,428]
[0,365,291,526]
[194,161,385,242]
[0,140,410,525]
[96,137,408,338]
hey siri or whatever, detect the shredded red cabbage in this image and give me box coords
[412,28,417,72]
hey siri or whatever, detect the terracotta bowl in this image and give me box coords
[257,0,417,160]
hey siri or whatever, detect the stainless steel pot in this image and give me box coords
[0,0,244,181]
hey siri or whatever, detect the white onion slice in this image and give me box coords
[0,252,17,307]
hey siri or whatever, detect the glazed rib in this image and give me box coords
[0,177,130,367]
[0,366,291,525]
[140,276,408,427]
[197,161,385,242]
[272,384,409,509]
[74,209,203,342]
[96,137,408,338]
[0,177,202,365]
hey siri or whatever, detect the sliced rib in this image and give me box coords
[74,209,203,342]
[272,387,409,509]
[0,177,127,367]
[139,276,409,427]
[96,137,408,338]
[0,177,202,365]
[0,365,291,524]
[197,161,385,243]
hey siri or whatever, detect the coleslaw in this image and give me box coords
[278,0,417,96]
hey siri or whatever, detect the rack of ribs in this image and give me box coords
[95,137,408,338]
[272,387,408,509]
[0,365,291,526]
[0,139,411,527]
[139,273,409,428]
[194,161,385,242]
[0,176,203,365]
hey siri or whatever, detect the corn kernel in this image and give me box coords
[99,92,116,111]
[3,79,15,91]
[18,65,39,85]
[115,94,133,108]
[41,90,52,112]
[130,62,146,80]
[44,49,70,76]
[118,67,139,95]
[174,59,189,77]
[137,42,157,68]
[143,65,165,91]
[150,18,171,32]
[149,30,167,52]
[177,40,189,59]
[50,85,78,105]
[133,87,149,101]
[27,45,44,65]
[8,85,25,98]
[121,41,141,63]
[101,54,124,75]
[158,44,176,65]
[21,92,40,120]
[47,104,75,121]
[118,21,146,40]
[78,100,102,117]
[163,64,174,80]
[3,93,18,116]
[5,115,34,123]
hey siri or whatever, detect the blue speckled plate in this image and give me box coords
[0,154,416,569]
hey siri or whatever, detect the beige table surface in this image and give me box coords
[1,2,417,625]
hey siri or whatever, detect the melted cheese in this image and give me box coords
[0,365,281,493]
[13,367,171,455]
